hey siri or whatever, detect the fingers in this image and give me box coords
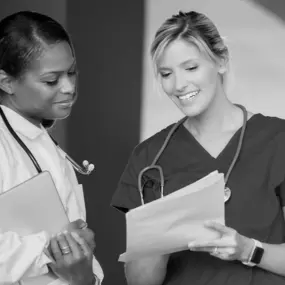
[188,238,232,248]
[50,233,70,262]
[77,228,96,251]
[50,231,91,263]
[210,250,231,260]
[65,231,84,259]
[70,231,92,258]
[189,246,217,252]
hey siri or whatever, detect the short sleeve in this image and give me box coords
[111,150,143,213]
[272,132,285,207]
[277,180,285,207]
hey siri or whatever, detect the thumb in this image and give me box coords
[76,219,88,229]
[204,220,230,234]
[47,263,61,279]
[63,219,87,231]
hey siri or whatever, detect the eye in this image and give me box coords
[44,79,59,86]
[68,70,77,77]
[186,66,198,71]
[160,72,171,78]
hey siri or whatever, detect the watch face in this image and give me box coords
[251,246,264,264]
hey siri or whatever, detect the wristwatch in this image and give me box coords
[242,239,264,267]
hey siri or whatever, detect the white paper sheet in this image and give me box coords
[119,171,225,262]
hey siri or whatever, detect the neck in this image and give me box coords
[186,96,242,139]
[1,98,42,128]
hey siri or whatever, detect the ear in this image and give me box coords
[217,57,228,75]
[0,70,15,95]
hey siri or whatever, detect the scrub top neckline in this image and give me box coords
[180,113,260,161]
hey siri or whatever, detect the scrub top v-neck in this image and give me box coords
[111,112,285,285]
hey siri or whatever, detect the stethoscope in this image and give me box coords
[0,106,94,176]
[138,104,248,205]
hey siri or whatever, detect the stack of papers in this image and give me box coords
[119,171,225,262]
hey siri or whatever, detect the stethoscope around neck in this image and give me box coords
[0,106,94,176]
[138,104,248,205]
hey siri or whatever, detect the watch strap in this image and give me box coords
[242,239,264,267]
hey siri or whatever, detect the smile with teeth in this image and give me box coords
[178,90,200,101]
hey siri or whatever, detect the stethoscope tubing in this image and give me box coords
[0,106,93,176]
[137,104,248,205]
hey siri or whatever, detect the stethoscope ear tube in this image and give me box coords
[0,106,42,174]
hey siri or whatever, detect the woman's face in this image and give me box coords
[6,41,77,125]
[157,39,225,118]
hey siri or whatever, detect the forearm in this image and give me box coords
[256,243,285,276]
[125,254,170,285]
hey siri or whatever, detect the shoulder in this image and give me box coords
[131,122,177,164]
[247,113,285,154]
[251,113,285,135]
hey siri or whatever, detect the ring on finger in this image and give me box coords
[60,245,71,255]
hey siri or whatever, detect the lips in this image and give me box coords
[177,90,200,101]
[56,99,73,104]
[54,100,75,109]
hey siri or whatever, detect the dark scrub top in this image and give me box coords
[111,113,285,285]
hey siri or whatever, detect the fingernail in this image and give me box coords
[80,222,87,229]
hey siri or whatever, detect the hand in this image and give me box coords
[48,231,94,285]
[188,221,254,262]
[62,219,96,252]
[75,228,96,252]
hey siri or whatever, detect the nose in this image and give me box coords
[60,75,75,94]
[175,72,188,93]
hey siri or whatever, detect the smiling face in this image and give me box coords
[2,41,77,125]
[157,39,226,118]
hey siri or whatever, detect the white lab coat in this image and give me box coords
[0,105,104,285]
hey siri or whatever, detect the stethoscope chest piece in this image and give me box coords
[224,187,231,203]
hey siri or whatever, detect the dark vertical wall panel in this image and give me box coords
[66,1,144,284]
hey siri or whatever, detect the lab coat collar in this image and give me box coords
[0,105,44,140]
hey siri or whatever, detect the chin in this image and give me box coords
[178,97,214,118]
[50,108,72,121]
[179,104,205,118]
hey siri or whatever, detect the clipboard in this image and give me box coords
[0,171,70,284]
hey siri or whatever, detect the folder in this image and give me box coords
[0,171,69,284]
[119,171,225,262]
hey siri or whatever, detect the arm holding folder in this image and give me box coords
[0,168,99,285]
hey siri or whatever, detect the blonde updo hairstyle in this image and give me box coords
[151,11,230,89]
